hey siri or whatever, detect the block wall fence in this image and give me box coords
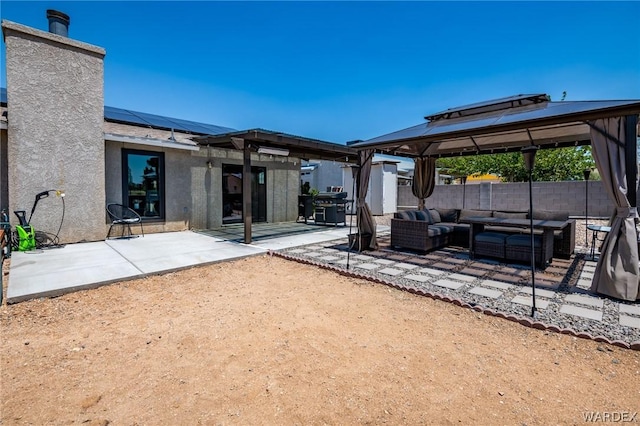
[397,180,639,218]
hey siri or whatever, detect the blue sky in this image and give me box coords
[1,1,639,144]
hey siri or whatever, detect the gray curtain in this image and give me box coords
[589,116,639,301]
[356,149,378,250]
[412,157,436,210]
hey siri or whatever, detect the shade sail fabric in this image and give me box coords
[412,157,436,209]
[589,116,640,301]
[356,149,378,250]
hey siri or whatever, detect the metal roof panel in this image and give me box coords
[355,97,640,158]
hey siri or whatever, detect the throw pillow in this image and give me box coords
[531,209,568,221]
[458,209,489,222]
[414,209,434,223]
[437,208,459,223]
[395,210,417,221]
[493,211,528,219]
[429,209,442,223]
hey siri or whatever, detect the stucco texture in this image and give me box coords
[105,141,300,232]
[3,21,106,243]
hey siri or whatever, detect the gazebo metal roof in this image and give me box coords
[351,94,640,158]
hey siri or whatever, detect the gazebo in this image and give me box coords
[350,94,640,302]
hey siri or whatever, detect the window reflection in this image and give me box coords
[124,150,163,219]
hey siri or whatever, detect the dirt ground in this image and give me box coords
[1,255,639,425]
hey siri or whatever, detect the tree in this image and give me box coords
[436,146,595,182]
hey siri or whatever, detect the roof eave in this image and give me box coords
[194,129,358,163]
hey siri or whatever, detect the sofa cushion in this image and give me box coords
[459,209,490,222]
[395,210,417,221]
[429,209,442,223]
[531,209,568,221]
[437,208,458,223]
[475,232,508,244]
[506,234,542,248]
[428,224,455,237]
[452,223,470,234]
[493,211,527,219]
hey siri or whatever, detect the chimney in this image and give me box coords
[46,9,70,37]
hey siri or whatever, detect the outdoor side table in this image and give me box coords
[587,224,611,260]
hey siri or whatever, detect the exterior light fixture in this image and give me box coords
[206,160,213,169]
[257,146,289,156]
[522,145,538,173]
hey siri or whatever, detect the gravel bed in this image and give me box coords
[278,231,640,348]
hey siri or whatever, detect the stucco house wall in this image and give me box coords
[105,139,300,234]
[3,20,106,243]
[0,125,8,212]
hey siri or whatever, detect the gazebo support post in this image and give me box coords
[346,165,359,269]
[584,169,590,257]
[522,146,538,318]
[243,143,252,244]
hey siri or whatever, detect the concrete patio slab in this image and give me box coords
[564,293,605,308]
[619,304,640,316]
[6,231,268,303]
[480,280,514,290]
[619,315,640,329]
[469,287,503,299]
[433,279,466,290]
[7,241,141,303]
[560,304,603,321]
[511,295,550,309]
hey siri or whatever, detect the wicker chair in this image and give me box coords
[390,218,452,253]
[553,219,576,259]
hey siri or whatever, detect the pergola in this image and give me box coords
[351,94,640,302]
[194,128,357,244]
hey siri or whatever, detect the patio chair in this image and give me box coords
[106,203,144,239]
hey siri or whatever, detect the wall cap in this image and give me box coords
[2,19,105,58]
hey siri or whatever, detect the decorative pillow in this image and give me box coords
[428,209,442,223]
[437,208,459,223]
[414,209,434,223]
[458,209,489,222]
[531,209,568,221]
[493,211,528,219]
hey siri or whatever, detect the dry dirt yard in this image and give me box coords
[1,255,639,425]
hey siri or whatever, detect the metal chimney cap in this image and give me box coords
[46,9,70,24]
[46,9,70,36]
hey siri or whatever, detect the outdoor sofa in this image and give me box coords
[390,208,576,259]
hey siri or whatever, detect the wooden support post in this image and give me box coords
[243,144,252,244]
